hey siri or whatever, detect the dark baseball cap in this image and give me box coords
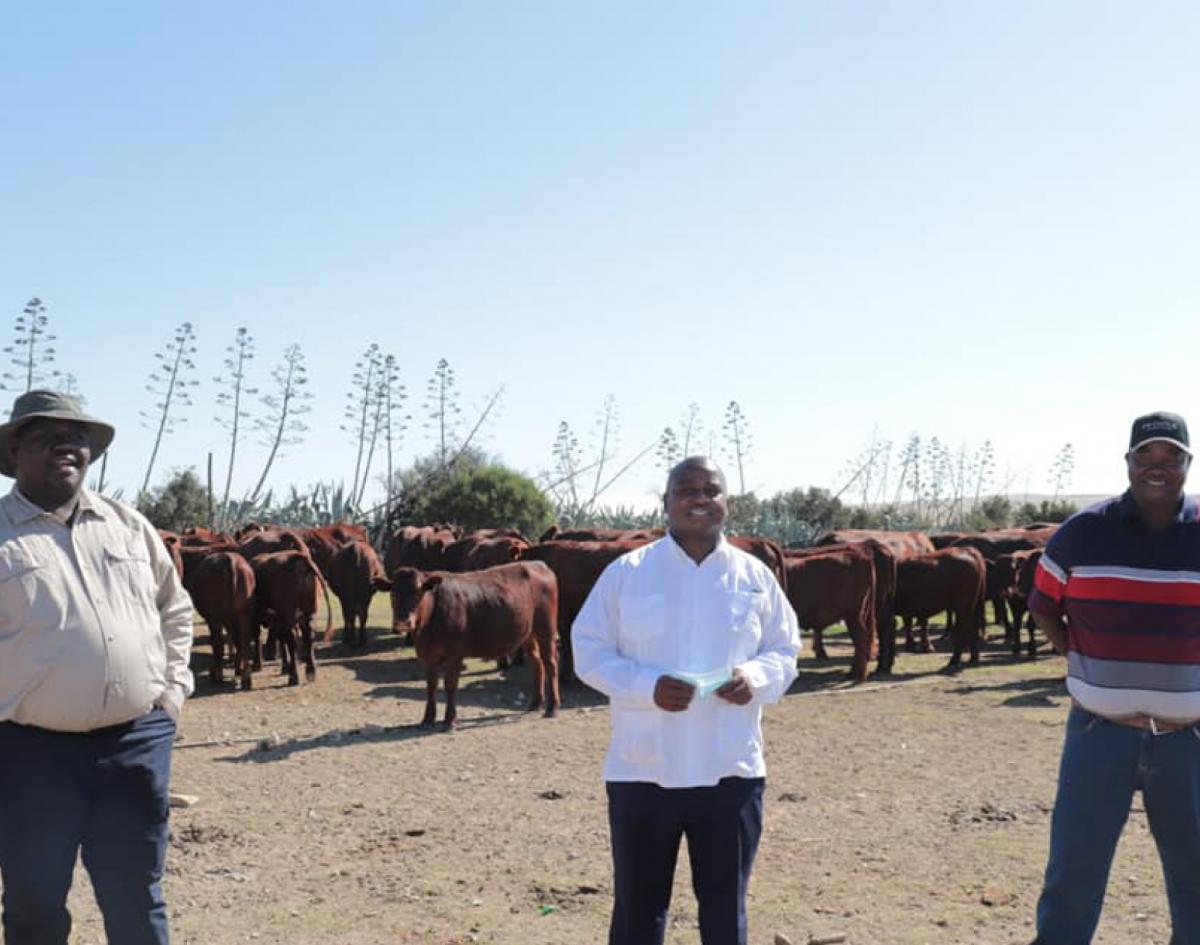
[1129,411,1191,455]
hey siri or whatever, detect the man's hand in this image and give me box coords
[653,675,696,712]
[715,668,752,705]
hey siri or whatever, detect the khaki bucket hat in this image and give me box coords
[0,389,115,478]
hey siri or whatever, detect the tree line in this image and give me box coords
[5,297,1078,540]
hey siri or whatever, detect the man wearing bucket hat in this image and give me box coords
[0,390,194,945]
[1027,411,1200,944]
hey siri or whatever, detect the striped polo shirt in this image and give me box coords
[1028,491,1200,720]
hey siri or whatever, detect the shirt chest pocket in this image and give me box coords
[104,540,155,607]
[729,589,765,635]
[617,593,666,646]
[0,546,46,635]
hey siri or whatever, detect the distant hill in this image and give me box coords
[1014,493,1109,509]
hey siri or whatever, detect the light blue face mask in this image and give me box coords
[670,668,732,697]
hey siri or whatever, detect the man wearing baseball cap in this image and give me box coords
[1026,411,1200,943]
[0,390,194,945]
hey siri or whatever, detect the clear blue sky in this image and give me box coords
[2,2,1198,511]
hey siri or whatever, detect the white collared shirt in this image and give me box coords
[0,486,195,732]
[573,534,801,788]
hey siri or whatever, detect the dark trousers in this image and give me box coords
[607,776,764,945]
[1033,706,1200,945]
[0,708,176,945]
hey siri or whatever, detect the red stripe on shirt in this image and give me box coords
[1034,562,1065,601]
[1072,624,1200,663]
[1067,575,1200,607]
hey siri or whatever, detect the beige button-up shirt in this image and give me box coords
[0,486,194,732]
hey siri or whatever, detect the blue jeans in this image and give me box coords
[0,708,176,945]
[1034,705,1200,945]
[607,777,764,945]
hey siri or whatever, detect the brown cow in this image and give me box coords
[782,546,876,681]
[301,523,372,578]
[181,526,228,546]
[178,541,240,588]
[311,522,369,545]
[239,528,310,560]
[468,528,531,542]
[157,530,184,579]
[1001,549,1043,658]
[945,530,1053,632]
[539,526,665,542]
[384,525,456,573]
[893,547,987,671]
[811,537,907,675]
[250,551,333,686]
[330,539,392,649]
[443,535,528,572]
[817,529,935,556]
[389,562,560,728]
[186,552,257,689]
[383,526,458,631]
[520,540,647,679]
[727,536,789,594]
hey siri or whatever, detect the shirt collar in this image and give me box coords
[5,485,104,526]
[1116,489,1196,526]
[664,530,729,568]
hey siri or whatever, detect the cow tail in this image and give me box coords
[309,558,336,643]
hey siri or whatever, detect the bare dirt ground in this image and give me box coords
[57,602,1180,945]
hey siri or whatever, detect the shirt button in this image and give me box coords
[106,635,115,642]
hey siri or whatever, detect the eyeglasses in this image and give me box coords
[1128,452,1190,470]
[16,426,91,451]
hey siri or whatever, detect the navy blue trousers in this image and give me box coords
[0,708,175,945]
[607,776,764,945]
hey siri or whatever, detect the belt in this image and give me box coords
[1074,701,1199,735]
[1108,714,1197,735]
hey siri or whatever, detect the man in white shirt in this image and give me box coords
[574,456,801,945]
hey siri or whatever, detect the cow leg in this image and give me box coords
[442,661,463,729]
[943,606,974,672]
[357,603,369,649]
[238,611,254,690]
[968,610,981,663]
[917,618,933,654]
[541,628,560,719]
[300,615,316,682]
[209,620,225,686]
[845,616,869,683]
[279,623,300,686]
[942,609,956,641]
[558,619,575,685]
[523,636,546,714]
[421,667,439,726]
[340,598,355,648]
[903,616,917,653]
[874,616,897,676]
[812,628,828,661]
[250,626,263,671]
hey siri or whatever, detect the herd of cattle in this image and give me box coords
[159,520,1057,727]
